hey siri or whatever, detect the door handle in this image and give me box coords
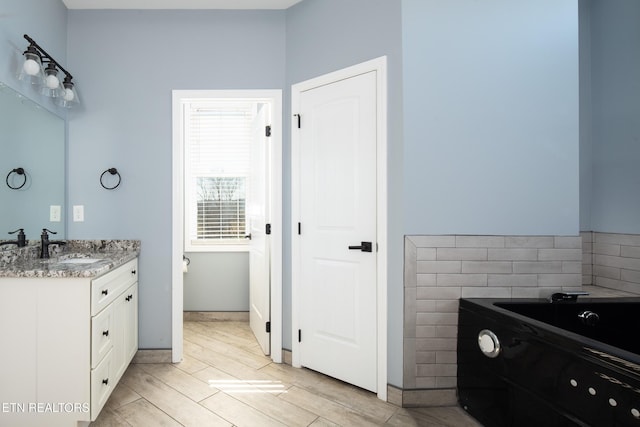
[348,242,372,252]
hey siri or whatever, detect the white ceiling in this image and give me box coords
[62,0,302,9]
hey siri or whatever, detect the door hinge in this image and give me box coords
[293,114,301,129]
[265,125,272,137]
[266,223,271,235]
[298,329,302,342]
[266,321,271,333]
[297,222,301,235]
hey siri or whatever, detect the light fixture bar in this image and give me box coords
[23,34,73,81]
[21,34,79,108]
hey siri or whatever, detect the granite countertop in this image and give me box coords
[0,240,140,279]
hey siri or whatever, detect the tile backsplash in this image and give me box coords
[403,231,640,404]
[583,232,640,295]
[403,234,582,392]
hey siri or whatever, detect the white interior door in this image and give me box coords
[298,71,378,392]
[249,103,271,355]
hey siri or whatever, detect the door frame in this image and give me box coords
[291,57,388,400]
[171,89,283,364]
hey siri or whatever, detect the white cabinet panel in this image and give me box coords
[91,258,138,315]
[90,349,113,417]
[0,282,38,405]
[0,257,138,427]
[91,303,114,369]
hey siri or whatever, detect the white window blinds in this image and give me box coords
[184,100,255,246]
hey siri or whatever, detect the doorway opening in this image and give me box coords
[172,90,282,363]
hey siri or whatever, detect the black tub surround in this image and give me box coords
[458,297,640,427]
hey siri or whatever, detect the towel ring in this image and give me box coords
[6,167,27,190]
[183,255,191,266]
[100,168,121,190]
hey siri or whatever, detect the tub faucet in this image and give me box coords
[549,291,589,303]
[0,229,27,248]
[40,228,66,259]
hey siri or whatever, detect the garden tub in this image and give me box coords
[457,296,640,427]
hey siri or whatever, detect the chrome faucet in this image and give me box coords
[0,229,27,248]
[40,228,66,259]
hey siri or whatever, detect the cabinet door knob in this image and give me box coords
[101,289,108,296]
[131,269,136,275]
[102,378,109,385]
[102,330,109,337]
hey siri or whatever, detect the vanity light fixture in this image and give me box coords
[18,34,79,108]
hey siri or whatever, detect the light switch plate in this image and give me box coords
[50,205,61,222]
[73,205,84,222]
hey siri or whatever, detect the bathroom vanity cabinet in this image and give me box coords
[0,258,138,427]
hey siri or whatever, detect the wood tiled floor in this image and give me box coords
[91,321,481,426]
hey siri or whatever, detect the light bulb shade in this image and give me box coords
[20,36,80,109]
[54,80,80,108]
[18,48,44,85]
[40,64,62,97]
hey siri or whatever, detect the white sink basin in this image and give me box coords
[57,258,103,264]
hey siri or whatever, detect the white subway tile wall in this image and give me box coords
[404,234,582,391]
[589,232,640,295]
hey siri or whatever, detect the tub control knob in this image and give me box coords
[478,329,501,358]
[578,310,600,326]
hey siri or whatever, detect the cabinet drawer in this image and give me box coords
[91,302,113,368]
[90,348,113,421]
[91,258,138,315]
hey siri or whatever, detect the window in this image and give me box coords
[182,99,257,251]
[196,177,246,240]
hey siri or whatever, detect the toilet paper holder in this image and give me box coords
[182,255,191,273]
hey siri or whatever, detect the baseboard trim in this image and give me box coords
[133,349,172,364]
[282,349,292,365]
[183,311,249,321]
[387,385,457,407]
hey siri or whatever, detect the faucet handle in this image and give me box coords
[42,228,57,236]
[8,229,26,247]
[549,291,589,303]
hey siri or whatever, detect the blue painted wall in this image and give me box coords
[403,0,580,236]
[579,1,593,231]
[66,10,286,349]
[285,0,405,386]
[0,0,67,108]
[588,0,640,233]
[183,252,249,311]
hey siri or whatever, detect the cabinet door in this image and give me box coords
[124,283,138,363]
[112,282,138,382]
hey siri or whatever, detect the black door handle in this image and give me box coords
[348,242,372,252]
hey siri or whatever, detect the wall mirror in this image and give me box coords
[0,82,65,243]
